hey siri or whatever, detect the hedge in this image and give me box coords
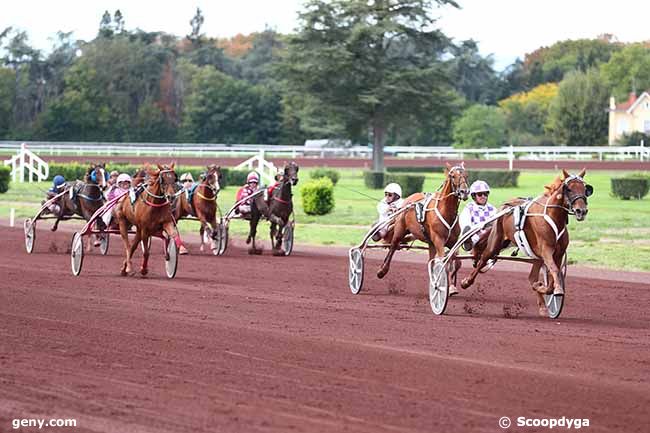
[611,176,649,200]
[385,173,425,197]
[300,178,335,215]
[310,167,340,185]
[363,171,384,189]
[386,166,444,173]
[44,161,248,188]
[467,170,520,188]
[0,166,10,193]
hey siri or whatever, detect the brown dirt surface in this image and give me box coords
[39,155,650,171]
[1,225,648,432]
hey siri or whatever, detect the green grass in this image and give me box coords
[1,168,649,272]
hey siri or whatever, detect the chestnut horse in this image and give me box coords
[173,164,223,252]
[248,161,299,256]
[115,163,181,276]
[377,163,469,279]
[460,169,592,316]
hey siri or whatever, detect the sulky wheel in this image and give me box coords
[24,218,36,254]
[348,248,364,295]
[282,223,294,256]
[216,223,228,256]
[99,232,110,255]
[71,232,84,276]
[428,259,449,315]
[542,254,567,319]
[165,238,178,279]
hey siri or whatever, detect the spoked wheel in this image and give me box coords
[282,223,294,256]
[164,238,178,279]
[542,254,568,319]
[216,223,228,256]
[348,248,364,294]
[24,218,35,254]
[71,232,84,276]
[99,232,110,255]
[428,259,449,315]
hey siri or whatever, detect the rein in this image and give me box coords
[76,183,105,202]
[195,183,218,201]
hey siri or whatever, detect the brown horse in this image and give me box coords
[248,162,299,256]
[460,169,592,316]
[173,164,223,253]
[115,163,181,276]
[377,162,470,279]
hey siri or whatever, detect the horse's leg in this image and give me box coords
[461,220,503,289]
[248,214,261,255]
[51,216,61,232]
[162,221,184,254]
[537,245,564,296]
[118,218,135,276]
[528,262,547,316]
[199,220,206,252]
[377,217,407,279]
[139,228,150,276]
[448,256,461,296]
[272,221,285,256]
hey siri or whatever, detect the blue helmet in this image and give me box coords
[53,175,65,187]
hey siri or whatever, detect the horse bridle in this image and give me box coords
[143,169,177,207]
[563,175,593,209]
[441,165,469,199]
[195,170,220,201]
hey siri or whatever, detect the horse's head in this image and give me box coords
[132,167,147,187]
[445,162,469,200]
[148,163,178,202]
[283,161,299,186]
[561,168,592,221]
[204,164,222,192]
[88,163,108,189]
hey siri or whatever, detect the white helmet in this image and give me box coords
[384,183,402,197]
[470,180,490,194]
[247,171,260,183]
[180,172,194,182]
[116,173,132,184]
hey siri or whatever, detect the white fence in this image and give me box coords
[234,150,278,185]
[3,143,49,182]
[0,141,648,163]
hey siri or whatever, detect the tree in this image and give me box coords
[547,69,609,146]
[114,10,125,34]
[600,44,650,101]
[449,39,501,104]
[499,83,558,144]
[99,11,113,38]
[187,8,205,46]
[452,104,506,149]
[0,67,15,136]
[279,0,459,171]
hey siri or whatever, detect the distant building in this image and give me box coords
[608,92,650,145]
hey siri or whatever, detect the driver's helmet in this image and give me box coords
[469,180,490,195]
[53,175,66,189]
[384,183,402,198]
[246,171,260,184]
[117,173,132,185]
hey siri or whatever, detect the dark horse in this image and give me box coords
[377,163,469,280]
[460,169,592,316]
[115,163,181,276]
[173,164,223,253]
[51,163,107,232]
[248,162,299,256]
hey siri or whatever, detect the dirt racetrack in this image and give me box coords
[0,224,648,433]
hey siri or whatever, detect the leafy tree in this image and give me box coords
[279,0,459,171]
[547,69,609,146]
[499,83,558,143]
[0,67,15,136]
[114,10,125,34]
[187,8,205,46]
[99,11,113,38]
[240,29,285,85]
[180,67,281,144]
[449,40,502,104]
[600,44,650,101]
[452,104,506,149]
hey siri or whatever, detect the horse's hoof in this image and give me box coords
[179,245,189,255]
[532,281,548,294]
[377,269,387,279]
[248,247,262,255]
[538,307,548,317]
[449,285,459,296]
[140,268,148,276]
[120,269,127,277]
[460,278,472,289]
[199,245,204,252]
[272,249,285,256]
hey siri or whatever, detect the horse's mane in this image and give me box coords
[543,175,564,197]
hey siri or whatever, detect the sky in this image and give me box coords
[1,0,648,71]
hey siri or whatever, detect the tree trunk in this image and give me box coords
[372,121,385,172]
